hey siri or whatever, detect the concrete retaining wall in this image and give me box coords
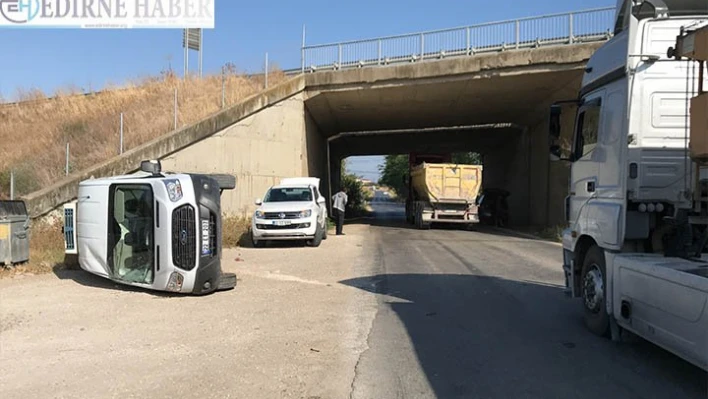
[161,92,327,217]
[23,76,306,219]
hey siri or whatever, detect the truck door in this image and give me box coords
[569,96,602,227]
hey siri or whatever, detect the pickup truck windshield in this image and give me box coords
[264,187,313,202]
[108,184,155,284]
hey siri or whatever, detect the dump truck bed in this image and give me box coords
[410,162,482,204]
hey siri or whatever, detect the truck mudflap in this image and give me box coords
[562,248,576,298]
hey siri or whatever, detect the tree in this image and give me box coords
[452,152,482,165]
[378,154,409,199]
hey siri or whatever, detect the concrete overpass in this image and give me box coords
[25,40,602,228]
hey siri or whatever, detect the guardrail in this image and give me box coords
[300,7,615,73]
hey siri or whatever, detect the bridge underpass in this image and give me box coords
[305,44,599,226]
[25,42,600,225]
[328,124,528,223]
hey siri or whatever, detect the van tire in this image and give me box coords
[206,174,236,190]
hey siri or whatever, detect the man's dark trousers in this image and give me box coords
[334,208,345,235]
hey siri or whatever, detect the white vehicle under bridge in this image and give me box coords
[63,160,237,295]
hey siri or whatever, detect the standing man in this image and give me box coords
[332,187,348,235]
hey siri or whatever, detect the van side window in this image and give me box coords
[574,102,601,159]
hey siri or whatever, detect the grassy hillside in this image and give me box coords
[0,68,287,199]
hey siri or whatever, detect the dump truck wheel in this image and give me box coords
[206,174,236,190]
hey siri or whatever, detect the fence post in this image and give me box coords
[420,33,424,60]
[119,112,124,154]
[338,44,342,69]
[174,87,178,130]
[378,39,382,65]
[515,20,520,49]
[221,66,226,108]
[466,26,471,55]
[9,170,14,200]
[301,24,306,73]
[265,52,269,89]
[569,13,574,44]
[65,142,70,176]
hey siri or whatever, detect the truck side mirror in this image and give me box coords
[255,198,262,206]
[549,105,562,140]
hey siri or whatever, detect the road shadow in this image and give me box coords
[53,267,187,297]
[340,273,707,399]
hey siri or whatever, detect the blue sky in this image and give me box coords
[0,0,614,180]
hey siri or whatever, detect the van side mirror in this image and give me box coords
[255,198,262,206]
[317,196,325,204]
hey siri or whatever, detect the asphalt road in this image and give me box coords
[1,192,706,398]
[346,194,707,399]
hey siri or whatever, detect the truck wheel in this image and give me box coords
[415,204,424,230]
[251,232,265,248]
[581,245,610,337]
[206,174,236,190]
[322,221,328,240]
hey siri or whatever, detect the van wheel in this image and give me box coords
[307,225,323,247]
[581,245,610,337]
[322,220,328,240]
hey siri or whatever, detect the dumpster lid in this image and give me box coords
[0,201,28,218]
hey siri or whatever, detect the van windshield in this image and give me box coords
[264,187,313,202]
[108,184,155,284]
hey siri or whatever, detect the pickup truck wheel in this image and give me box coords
[322,220,328,240]
[307,225,323,247]
[251,233,265,248]
[581,245,610,337]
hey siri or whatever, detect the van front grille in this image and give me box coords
[172,205,196,270]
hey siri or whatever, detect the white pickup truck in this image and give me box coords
[250,177,328,248]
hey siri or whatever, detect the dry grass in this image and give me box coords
[0,68,287,199]
[222,214,252,248]
[0,218,66,279]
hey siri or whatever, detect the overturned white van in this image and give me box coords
[63,160,237,295]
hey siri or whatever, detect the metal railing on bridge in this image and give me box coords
[295,7,615,74]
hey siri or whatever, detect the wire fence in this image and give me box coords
[0,64,282,200]
[300,7,615,72]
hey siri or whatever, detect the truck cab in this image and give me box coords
[549,0,708,370]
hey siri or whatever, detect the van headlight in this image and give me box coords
[255,210,264,218]
[299,210,312,218]
[163,179,183,202]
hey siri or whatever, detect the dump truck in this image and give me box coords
[404,153,482,229]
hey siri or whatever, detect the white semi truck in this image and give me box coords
[549,0,708,370]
